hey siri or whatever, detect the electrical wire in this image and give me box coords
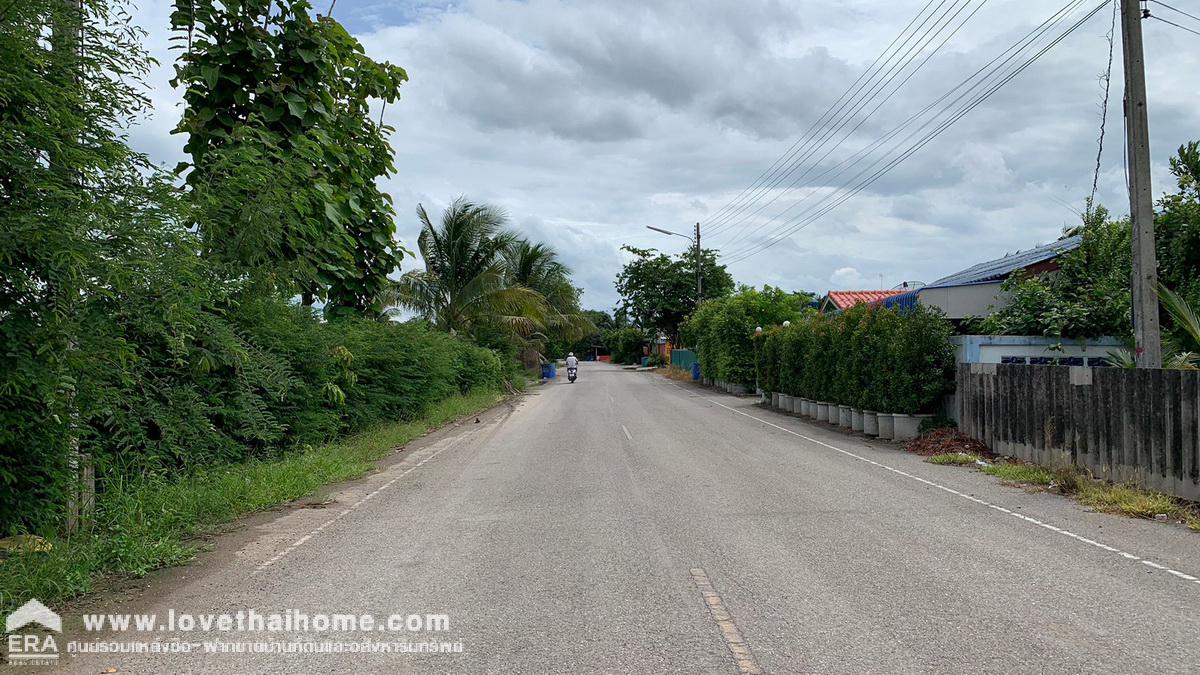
[1149,0,1200,23]
[718,0,1090,261]
[720,1,1108,265]
[702,0,969,237]
[699,0,944,231]
[706,0,980,239]
[707,0,989,244]
[1148,13,1200,36]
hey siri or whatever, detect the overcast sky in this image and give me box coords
[127,0,1200,312]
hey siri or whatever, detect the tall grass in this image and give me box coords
[0,388,502,614]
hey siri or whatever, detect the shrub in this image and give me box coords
[755,304,955,414]
[604,327,646,364]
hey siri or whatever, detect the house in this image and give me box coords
[881,235,1082,322]
[819,290,905,313]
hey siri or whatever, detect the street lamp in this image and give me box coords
[645,224,703,308]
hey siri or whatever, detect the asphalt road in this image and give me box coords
[60,362,1200,674]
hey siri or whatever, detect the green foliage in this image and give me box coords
[755,305,955,414]
[982,208,1131,339]
[981,142,1200,344]
[604,327,646,364]
[1157,142,1200,347]
[684,286,810,387]
[170,0,410,311]
[0,388,502,614]
[0,1,508,539]
[1,0,190,532]
[384,198,591,361]
[614,245,734,341]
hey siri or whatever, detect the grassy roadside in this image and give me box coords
[0,387,507,614]
[919,447,1200,532]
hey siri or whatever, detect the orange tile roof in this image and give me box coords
[824,290,905,310]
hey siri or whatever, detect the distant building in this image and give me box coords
[819,290,905,313]
[882,235,1082,321]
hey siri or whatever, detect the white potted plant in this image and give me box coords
[862,410,879,435]
[876,412,895,439]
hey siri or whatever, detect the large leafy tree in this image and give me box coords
[614,245,734,342]
[2,0,212,530]
[170,0,409,311]
[384,199,547,340]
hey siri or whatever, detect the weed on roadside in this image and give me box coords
[661,366,695,383]
[981,463,1057,485]
[1076,483,1179,520]
[927,452,980,465]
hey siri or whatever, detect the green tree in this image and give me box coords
[170,0,409,311]
[503,240,594,356]
[614,245,734,342]
[384,199,548,341]
[1,0,188,530]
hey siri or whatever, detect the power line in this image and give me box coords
[1149,0,1200,23]
[703,0,974,238]
[720,1,1108,265]
[707,0,981,239]
[1148,13,1200,36]
[699,0,944,231]
[718,0,1091,261]
[708,0,989,244]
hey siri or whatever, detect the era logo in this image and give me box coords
[5,600,60,665]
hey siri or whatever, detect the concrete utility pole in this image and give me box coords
[1120,0,1163,368]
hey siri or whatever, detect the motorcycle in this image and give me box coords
[567,366,578,383]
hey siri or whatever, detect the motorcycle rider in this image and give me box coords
[565,352,579,371]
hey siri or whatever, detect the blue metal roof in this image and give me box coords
[924,235,1082,289]
[882,289,921,311]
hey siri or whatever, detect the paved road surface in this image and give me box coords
[61,362,1200,673]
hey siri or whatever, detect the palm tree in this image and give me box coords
[383,198,546,338]
[1106,284,1199,369]
[502,240,595,342]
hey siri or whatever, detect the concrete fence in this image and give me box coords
[957,363,1200,501]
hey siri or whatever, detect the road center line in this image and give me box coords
[663,381,1200,589]
[622,424,634,441]
[690,567,762,675]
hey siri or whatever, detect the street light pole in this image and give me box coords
[646,224,703,308]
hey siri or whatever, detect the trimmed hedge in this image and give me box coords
[682,286,809,387]
[754,304,955,414]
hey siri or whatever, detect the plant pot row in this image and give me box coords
[707,378,749,396]
[766,393,932,441]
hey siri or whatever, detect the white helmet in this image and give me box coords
[568,352,575,357]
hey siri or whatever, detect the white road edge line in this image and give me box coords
[622,425,634,441]
[663,381,1200,589]
[252,432,473,574]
